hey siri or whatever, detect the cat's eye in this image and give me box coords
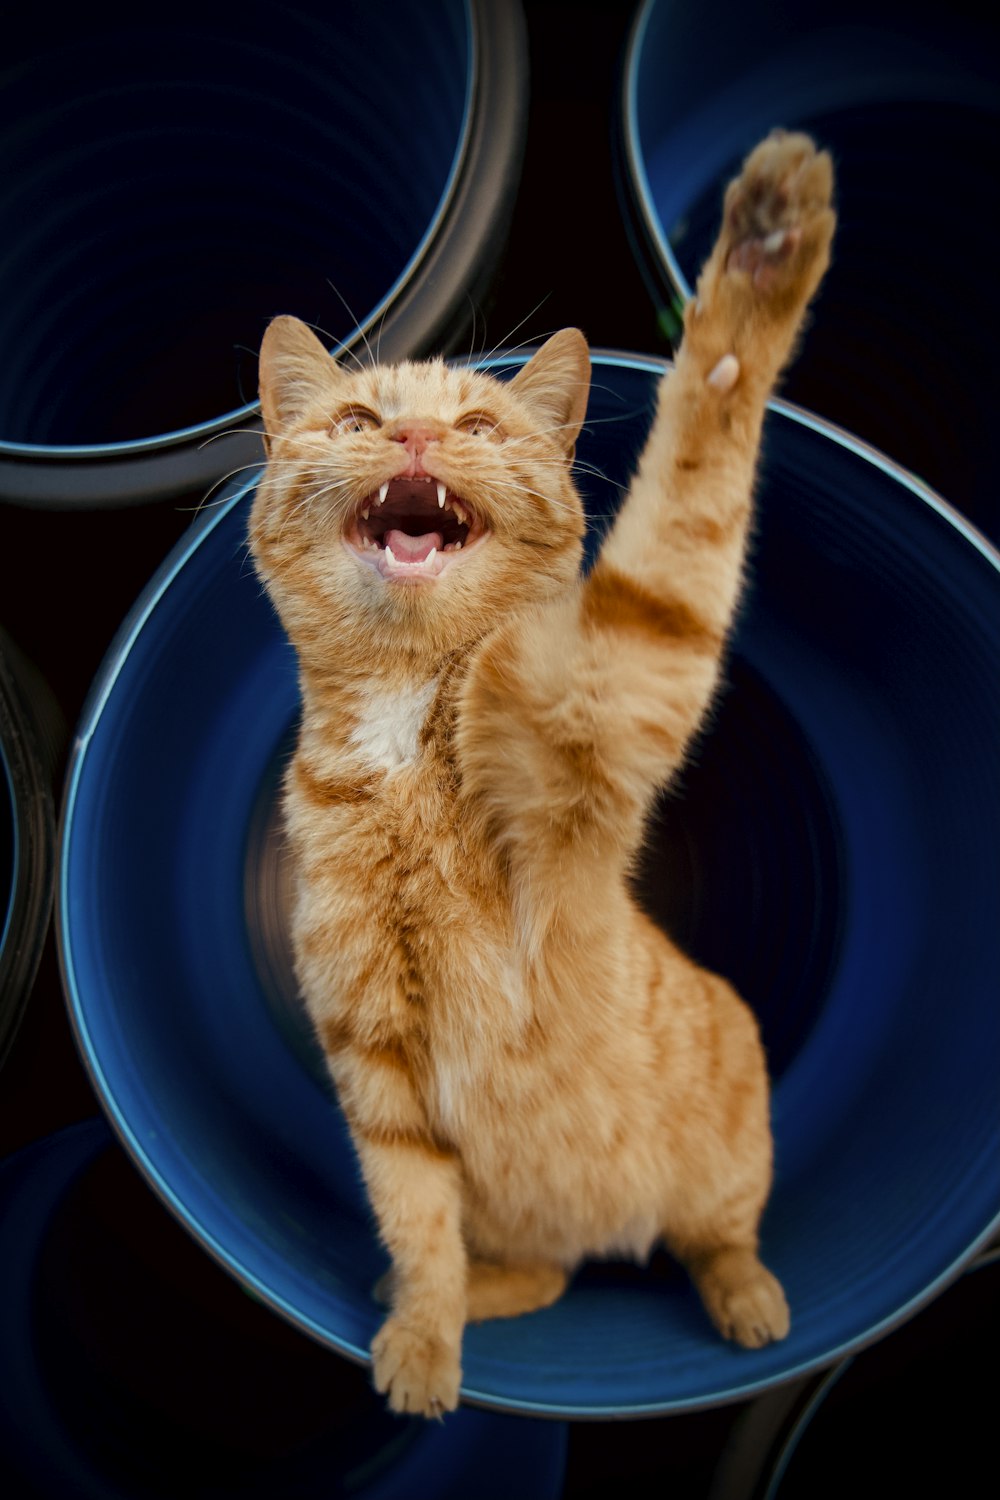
[329,406,380,437]
[456,411,502,440]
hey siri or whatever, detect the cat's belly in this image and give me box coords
[426,1038,669,1267]
[289,767,693,1265]
[458,1124,665,1267]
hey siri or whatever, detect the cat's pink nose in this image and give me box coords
[392,423,440,466]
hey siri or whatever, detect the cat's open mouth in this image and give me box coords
[344,476,488,581]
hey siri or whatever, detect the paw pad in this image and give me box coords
[722,130,834,298]
[707,353,740,392]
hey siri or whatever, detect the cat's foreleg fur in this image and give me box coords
[359,1135,465,1417]
[459,132,835,922]
[598,129,835,675]
[320,1029,467,1416]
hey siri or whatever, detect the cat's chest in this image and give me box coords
[292,673,512,1013]
[347,677,439,776]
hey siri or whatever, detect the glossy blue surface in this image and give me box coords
[622,0,1000,545]
[0,1121,568,1497]
[60,352,1000,1415]
[0,1,469,452]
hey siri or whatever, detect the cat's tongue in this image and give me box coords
[385,527,443,563]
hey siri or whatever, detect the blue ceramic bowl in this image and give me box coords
[0,0,526,507]
[707,1247,1000,1500]
[59,351,1000,1417]
[0,1120,567,1497]
[621,0,999,545]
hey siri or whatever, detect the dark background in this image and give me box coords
[0,0,668,1157]
[1,2,995,1497]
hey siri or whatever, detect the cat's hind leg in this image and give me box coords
[658,966,791,1349]
[374,1259,568,1323]
[663,1118,790,1349]
[678,1242,790,1350]
[464,1259,568,1323]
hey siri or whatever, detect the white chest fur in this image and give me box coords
[348,677,438,774]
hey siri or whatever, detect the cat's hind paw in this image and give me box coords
[713,1267,790,1349]
[694,1248,791,1349]
[371,1316,462,1419]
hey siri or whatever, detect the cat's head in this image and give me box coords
[249,316,591,665]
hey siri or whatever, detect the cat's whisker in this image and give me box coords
[229,342,263,408]
[463,292,485,366]
[497,416,590,450]
[182,459,277,518]
[571,466,626,494]
[520,459,622,494]
[473,295,555,369]
[267,472,353,542]
[197,425,271,446]
[585,379,638,405]
[275,495,322,544]
[323,282,377,371]
[281,475,356,525]
[374,302,394,367]
[490,476,585,520]
[292,314,368,375]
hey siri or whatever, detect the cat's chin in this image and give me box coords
[342,531,489,584]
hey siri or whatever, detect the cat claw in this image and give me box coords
[371,1317,462,1419]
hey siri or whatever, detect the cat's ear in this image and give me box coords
[258,316,347,445]
[509,328,591,458]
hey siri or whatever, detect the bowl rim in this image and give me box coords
[56,348,1000,1417]
[0,0,529,506]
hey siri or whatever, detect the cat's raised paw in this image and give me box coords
[721,129,835,302]
[371,1316,462,1418]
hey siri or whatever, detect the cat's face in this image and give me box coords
[250,317,591,663]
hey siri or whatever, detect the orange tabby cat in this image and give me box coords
[250,131,835,1417]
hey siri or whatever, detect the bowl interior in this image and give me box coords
[624,0,1000,543]
[60,352,1000,1416]
[0,1121,568,1497]
[0,1,470,448]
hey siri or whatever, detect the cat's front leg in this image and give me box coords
[458,134,835,930]
[599,130,836,644]
[688,127,836,394]
[357,1130,466,1417]
[325,1031,467,1416]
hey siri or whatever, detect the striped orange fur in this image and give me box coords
[250,131,836,1416]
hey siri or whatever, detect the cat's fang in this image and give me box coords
[384,542,397,566]
[378,482,389,505]
[437,482,447,509]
